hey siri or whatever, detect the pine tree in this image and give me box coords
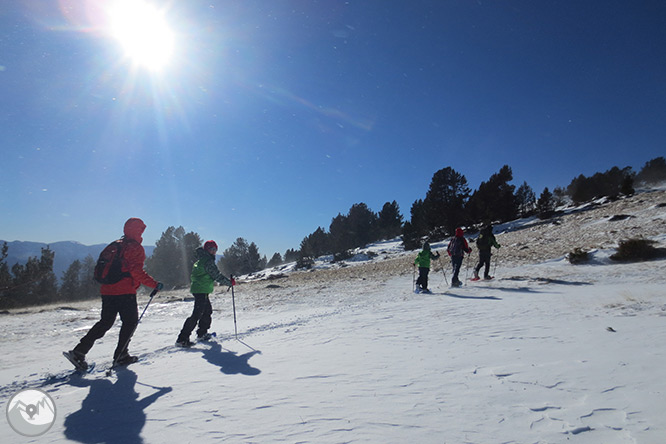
[0,246,58,308]
[60,260,82,301]
[400,221,422,251]
[79,255,99,300]
[284,249,299,263]
[467,165,518,224]
[34,247,58,305]
[621,174,635,196]
[0,242,11,296]
[247,242,265,272]
[423,167,470,236]
[377,201,403,240]
[407,199,427,238]
[636,156,666,185]
[329,213,353,257]
[346,203,378,248]
[218,238,265,276]
[267,253,283,268]
[536,187,555,219]
[146,226,202,289]
[300,227,330,259]
[515,181,536,217]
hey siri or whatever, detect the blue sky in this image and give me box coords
[1,1,665,258]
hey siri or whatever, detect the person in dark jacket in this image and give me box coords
[473,224,501,280]
[176,241,233,347]
[447,227,472,287]
[68,218,161,370]
[413,242,440,293]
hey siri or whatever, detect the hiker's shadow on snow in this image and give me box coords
[445,292,502,300]
[64,369,172,444]
[201,342,261,376]
[488,286,541,294]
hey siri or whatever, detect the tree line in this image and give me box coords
[1,156,664,308]
[0,243,96,309]
[297,156,665,254]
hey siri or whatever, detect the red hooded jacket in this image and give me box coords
[100,218,159,295]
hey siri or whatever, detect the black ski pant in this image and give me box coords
[416,267,430,290]
[177,293,212,341]
[74,294,138,360]
[451,256,464,284]
[475,250,492,277]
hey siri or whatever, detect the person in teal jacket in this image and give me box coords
[176,241,233,347]
[413,242,440,293]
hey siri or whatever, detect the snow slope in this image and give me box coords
[2,195,666,443]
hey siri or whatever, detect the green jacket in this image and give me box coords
[414,248,440,268]
[190,247,231,294]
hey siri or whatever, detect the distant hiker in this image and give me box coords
[447,228,472,287]
[67,218,162,370]
[413,241,440,293]
[473,224,501,280]
[176,241,234,347]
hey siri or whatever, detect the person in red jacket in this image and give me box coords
[67,218,161,370]
[447,227,472,287]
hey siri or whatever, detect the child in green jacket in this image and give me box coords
[176,241,233,347]
[414,242,440,293]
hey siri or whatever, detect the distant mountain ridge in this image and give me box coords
[0,240,155,281]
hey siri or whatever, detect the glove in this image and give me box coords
[155,282,164,291]
[219,276,233,287]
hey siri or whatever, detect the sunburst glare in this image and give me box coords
[106,0,175,72]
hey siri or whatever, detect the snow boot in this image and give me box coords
[64,350,89,371]
[176,339,194,348]
[114,351,138,366]
[471,270,480,281]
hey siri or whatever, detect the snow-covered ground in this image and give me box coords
[2,192,666,443]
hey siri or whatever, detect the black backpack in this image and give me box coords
[476,233,489,249]
[93,239,131,284]
[449,237,464,256]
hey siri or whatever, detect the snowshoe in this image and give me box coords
[114,352,139,367]
[413,288,421,294]
[63,350,90,372]
[484,276,494,280]
[176,339,194,348]
[451,281,462,288]
[470,277,481,282]
[420,289,432,294]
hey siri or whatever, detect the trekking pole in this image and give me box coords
[440,259,449,286]
[412,265,416,292]
[464,254,470,284]
[230,275,238,339]
[492,249,499,278]
[108,286,160,374]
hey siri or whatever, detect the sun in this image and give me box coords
[106,0,175,72]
